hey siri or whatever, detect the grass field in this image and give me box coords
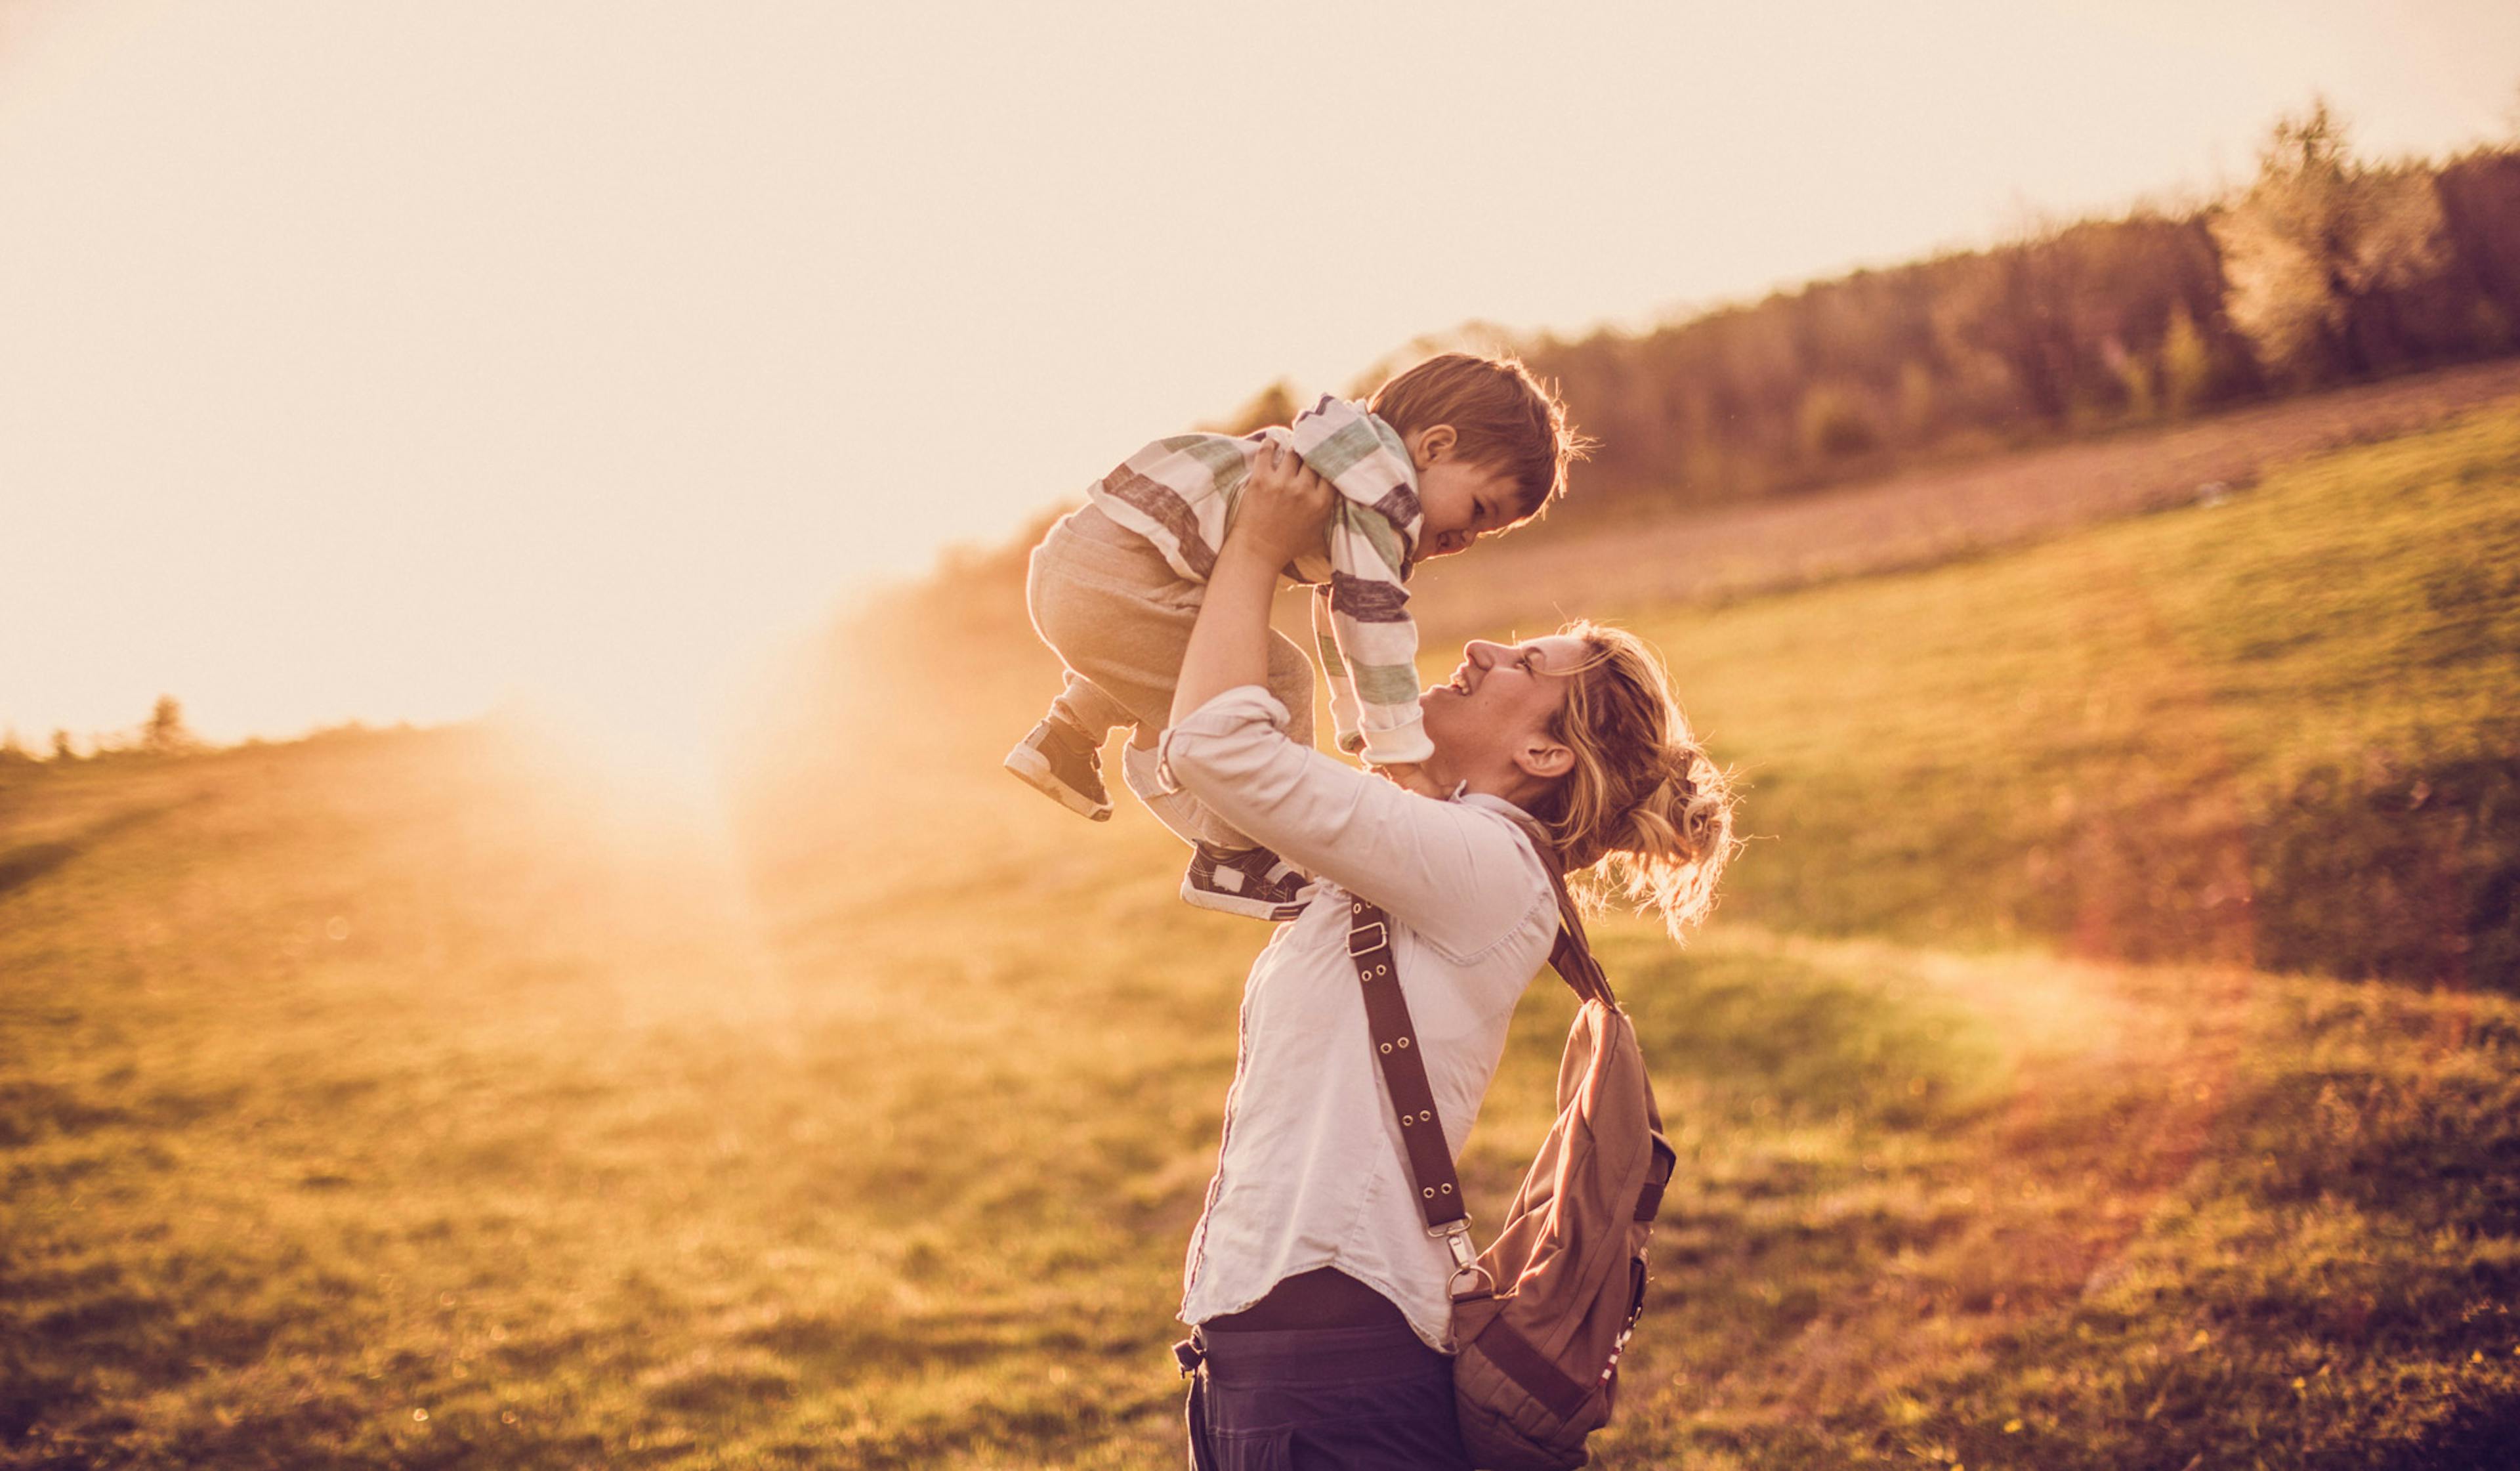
[5,404,2519,1467]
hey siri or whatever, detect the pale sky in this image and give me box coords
[3,0,2516,750]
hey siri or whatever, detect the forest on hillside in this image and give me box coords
[1219,102,2520,517]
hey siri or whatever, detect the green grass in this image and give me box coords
[3,736,1202,1467]
[5,407,2519,1467]
[1631,406,2520,981]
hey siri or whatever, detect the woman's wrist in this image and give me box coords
[1211,535,1289,584]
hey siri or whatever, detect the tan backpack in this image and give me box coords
[1347,827,1676,1471]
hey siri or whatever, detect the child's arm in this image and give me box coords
[1318,498,1433,767]
[1308,566,1440,797]
[1309,587,1366,756]
[1283,395,1434,769]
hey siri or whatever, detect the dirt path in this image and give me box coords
[1410,356,2520,633]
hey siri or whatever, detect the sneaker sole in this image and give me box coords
[1003,746,1112,821]
[1179,876,1313,922]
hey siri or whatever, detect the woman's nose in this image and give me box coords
[1463,640,1503,668]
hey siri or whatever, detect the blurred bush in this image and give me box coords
[2212,100,2456,387]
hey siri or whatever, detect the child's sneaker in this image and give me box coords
[1182,841,1316,921]
[1005,718,1113,821]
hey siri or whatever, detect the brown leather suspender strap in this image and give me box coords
[1349,818,1609,1237]
[1346,894,1469,1231]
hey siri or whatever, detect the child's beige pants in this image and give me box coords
[1026,505,1315,849]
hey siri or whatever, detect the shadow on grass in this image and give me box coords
[2254,735,2520,992]
[0,842,77,901]
[0,798,197,905]
[1870,975,2520,1471]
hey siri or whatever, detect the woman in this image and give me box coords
[1160,444,1736,1469]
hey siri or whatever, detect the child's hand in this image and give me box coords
[1374,761,1446,798]
[1230,441,1334,568]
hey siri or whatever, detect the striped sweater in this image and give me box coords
[1085,394,1431,765]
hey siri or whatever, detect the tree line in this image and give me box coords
[1220,101,2520,517]
[1,696,198,766]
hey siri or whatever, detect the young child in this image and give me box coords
[1005,352,1582,919]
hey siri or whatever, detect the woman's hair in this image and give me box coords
[1367,352,1588,522]
[1524,621,1738,939]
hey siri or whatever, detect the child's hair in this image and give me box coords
[1368,352,1589,524]
[1525,621,1738,940]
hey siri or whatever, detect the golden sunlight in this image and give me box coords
[492,638,782,827]
[9,7,2520,1467]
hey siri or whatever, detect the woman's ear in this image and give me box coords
[1513,734,1574,784]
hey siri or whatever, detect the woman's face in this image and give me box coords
[1419,633,1590,790]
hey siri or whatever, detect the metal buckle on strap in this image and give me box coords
[1347,921,1389,957]
[1437,1223,1495,1300]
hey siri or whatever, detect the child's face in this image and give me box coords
[1409,427,1519,559]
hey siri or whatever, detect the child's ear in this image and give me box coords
[1412,424,1458,466]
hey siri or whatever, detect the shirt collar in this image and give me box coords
[1453,786,1537,823]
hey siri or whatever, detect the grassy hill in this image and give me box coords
[1624,401,2520,985]
[4,406,2517,1467]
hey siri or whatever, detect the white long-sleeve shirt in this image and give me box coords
[1162,685,1559,1352]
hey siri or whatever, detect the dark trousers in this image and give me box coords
[1180,1319,1471,1470]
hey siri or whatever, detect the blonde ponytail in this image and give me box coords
[1529,622,1738,939]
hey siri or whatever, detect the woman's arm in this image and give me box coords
[1165,446,1549,956]
[1170,440,1327,730]
[1164,693,1549,956]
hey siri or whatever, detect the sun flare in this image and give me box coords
[488,658,755,825]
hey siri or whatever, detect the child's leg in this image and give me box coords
[1024,509,1206,742]
[1114,620,1318,849]
[1011,509,1198,819]
[1027,505,1320,753]
[1024,511,1330,918]
[1047,672,1134,745]
[1262,621,1318,754]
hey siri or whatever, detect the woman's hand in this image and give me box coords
[1229,441,1334,568]
[1171,442,1328,730]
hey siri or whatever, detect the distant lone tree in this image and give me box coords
[50,729,76,762]
[144,695,196,755]
[2212,97,2449,383]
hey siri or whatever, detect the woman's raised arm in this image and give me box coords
[1163,445,1550,959]
[1169,442,1331,729]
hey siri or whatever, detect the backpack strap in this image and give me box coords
[1345,895,1470,1237]
[1347,808,1612,1255]
[1502,811,1614,1010]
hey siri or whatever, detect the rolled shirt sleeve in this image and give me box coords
[1162,686,1551,961]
